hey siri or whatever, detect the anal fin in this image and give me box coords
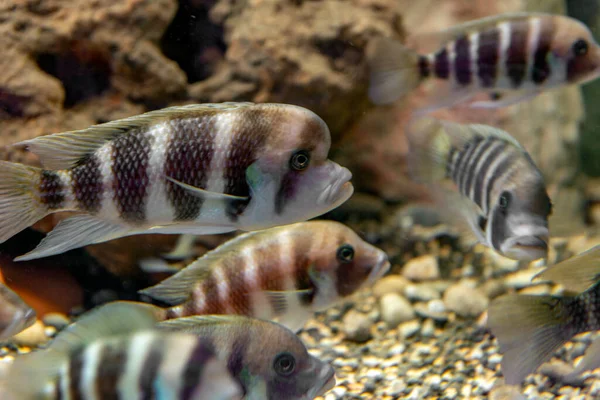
[14,215,131,261]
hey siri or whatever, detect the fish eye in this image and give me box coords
[273,352,296,377]
[572,39,589,57]
[336,244,354,263]
[290,150,310,171]
[498,191,511,212]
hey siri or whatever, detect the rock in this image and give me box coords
[380,293,415,327]
[443,283,489,318]
[504,268,545,289]
[398,320,421,338]
[404,283,441,302]
[518,284,552,295]
[539,360,586,387]
[372,275,410,297]
[11,320,48,346]
[342,310,372,343]
[42,313,70,330]
[414,300,449,323]
[402,255,440,281]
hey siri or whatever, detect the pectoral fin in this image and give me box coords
[165,176,249,202]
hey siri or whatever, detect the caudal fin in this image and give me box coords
[366,37,423,105]
[488,294,573,385]
[0,161,48,243]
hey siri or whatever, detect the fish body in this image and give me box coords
[0,102,353,261]
[368,13,600,111]
[407,119,551,260]
[488,245,600,384]
[158,314,336,400]
[1,303,242,400]
[140,221,390,332]
[0,283,36,340]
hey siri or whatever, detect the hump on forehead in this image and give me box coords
[250,104,331,151]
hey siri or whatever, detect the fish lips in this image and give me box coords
[0,306,36,340]
[318,165,353,208]
[367,253,391,285]
[311,363,336,398]
[503,235,548,261]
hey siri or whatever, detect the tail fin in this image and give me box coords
[488,294,573,385]
[366,37,423,105]
[405,118,452,183]
[0,161,48,243]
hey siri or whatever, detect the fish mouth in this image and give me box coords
[313,365,336,398]
[318,166,353,207]
[0,307,36,340]
[504,235,548,261]
[368,253,391,284]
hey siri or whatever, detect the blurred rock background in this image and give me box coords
[0,0,598,312]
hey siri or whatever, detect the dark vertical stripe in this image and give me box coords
[484,151,518,212]
[446,148,457,178]
[489,207,508,251]
[165,116,216,221]
[464,139,495,206]
[293,238,314,307]
[258,243,286,315]
[434,48,450,79]
[418,56,431,78]
[199,273,220,314]
[71,154,102,213]
[274,171,298,216]
[139,337,163,400]
[454,35,472,85]
[477,28,500,87]
[472,141,506,210]
[180,341,216,400]
[531,18,554,85]
[506,20,529,87]
[223,109,270,221]
[227,335,249,396]
[112,131,152,223]
[457,137,484,195]
[39,170,65,210]
[96,342,127,400]
[68,351,85,400]
[227,256,252,316]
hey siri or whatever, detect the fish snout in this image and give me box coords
[368,252,390,284]
[314,363,336,397]
[506,235,549,260]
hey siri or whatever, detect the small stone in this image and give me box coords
[42,313,70,330]
[421,318,435,337]
[364,368,384,381]
[518,284,551,295]
[380,293,415,327]
[372,275,410,297]
[402,255,440,281]
[399,320,420,338]
[404,283,440,302]
[387,379,407,396]
[330,386,347,398]
[342,310,372,343]
[11,320,48,346]
[539,360,586,387]
[413,300,449,323]
[487,250,519,271]
[504,268,543,289]
[443,283,489,318]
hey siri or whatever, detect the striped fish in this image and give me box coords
[139,221,390,332]
[489,245,600,384]
[407,118,551,261]
[0,102,353,261]
[0,283,36,340]
[158,314,336,400]
[368,12,600,110]
[1,303,242,400]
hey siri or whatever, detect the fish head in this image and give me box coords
[238,319,335,400]
[242,106,353,230]
[305,221,390,310]
[487,172,551,261]
[0,285,36,340]
[551,17,600,84]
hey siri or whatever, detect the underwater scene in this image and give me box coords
[3,0,600,399]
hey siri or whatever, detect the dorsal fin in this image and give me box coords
[410,12,548,53]
[157,315,254,333]
[440,120,523,149]
[16,102,255,170]
[534,245,600,293]
[49,301,161,353]
[139,228,283,305]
